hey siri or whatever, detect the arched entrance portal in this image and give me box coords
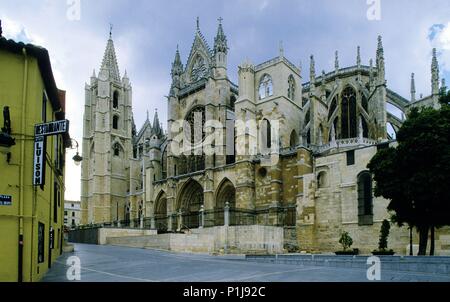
[178,179,204,229]
[215,179,236,226]
[154,191,167,231]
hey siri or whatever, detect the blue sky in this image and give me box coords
[1,0,449,200]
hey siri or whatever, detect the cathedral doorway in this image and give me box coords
[155,191,167,232]
[177,179,204,229]
[214,179,236,226]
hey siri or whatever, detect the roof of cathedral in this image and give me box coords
[100,35,121,82]
[186,18,213,71]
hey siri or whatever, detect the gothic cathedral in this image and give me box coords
[81,20,449,255]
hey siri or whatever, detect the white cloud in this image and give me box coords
[1,15,45,45]
[429,21,450,76]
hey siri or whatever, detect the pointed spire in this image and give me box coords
[376,35,385,83]
[410,73,416,102]
[431,48,439,95]
[310,55,316,84]
[146,110,149,121]
[152,109,162,137]
[321,70,326,86]
[357,46,361,67]
[335,50,339,73]
[171,45,183,78]
[214,17,228,54]
[279,40,284,58]
[92,69,96,78]
[100,29,121,82]
[196,17,200,31]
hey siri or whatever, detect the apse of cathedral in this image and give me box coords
[80,19,447,254]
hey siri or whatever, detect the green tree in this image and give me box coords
[368,95,450,255]
[339,231,353,251]
[378,219,391,251]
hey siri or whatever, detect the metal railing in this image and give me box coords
[72,205,297,231]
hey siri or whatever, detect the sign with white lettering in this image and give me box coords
[0,195,12,206]
[33,136,45,186]
[34,120,69,137]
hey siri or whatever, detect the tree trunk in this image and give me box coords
[418,225,429,256]
[430,226,435,256]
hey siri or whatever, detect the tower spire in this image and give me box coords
[279,41,284,58]
[411,73,416,102]
[100,29,121,82]
[152,109,162,137]
[334,50,339,73]
[310,55,316,84]
[431,48,439,95]
[376,35,385,83]
[214,17,228,55]
[356,46,361,68]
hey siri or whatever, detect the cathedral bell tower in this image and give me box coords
[81,31,134,224]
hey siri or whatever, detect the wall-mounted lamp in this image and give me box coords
[70,139,83,166]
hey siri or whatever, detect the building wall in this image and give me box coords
[64,200,81,227]
[0,49,66,281]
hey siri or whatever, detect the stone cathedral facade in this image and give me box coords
[81,20,450,255]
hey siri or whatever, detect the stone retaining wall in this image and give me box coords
[106,225,284,254]
[245,254,450,275]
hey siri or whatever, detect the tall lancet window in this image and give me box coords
[113,115,119,130]
[259,74,273,100]
[288,75,296,100]
[358,171,373,225]
[341,86,357,139]
[113,91,119,109]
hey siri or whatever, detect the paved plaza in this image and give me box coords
[42,244,450,282]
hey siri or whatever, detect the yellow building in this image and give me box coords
[0,28,70,281]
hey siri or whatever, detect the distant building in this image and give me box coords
[0,21,71,281]
[64,200,81,227]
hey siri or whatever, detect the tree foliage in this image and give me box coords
[368,99,450,255]
[378,219,391,251]
[339,231,353,251]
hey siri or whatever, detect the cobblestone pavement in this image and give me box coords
[42,244,450,282]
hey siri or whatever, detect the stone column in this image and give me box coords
[224,202,230,227]
[178,210,183,231]
[168,214,173,232]
[199,205,205,228]
[150,216,156,230]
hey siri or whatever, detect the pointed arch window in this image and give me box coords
[113,91,119,109]
[288,75,296,100]
[341,86,357,139]
[290,130,299,148]
[261,119,272,149]
[357,171,373,225]
[113,115,119,130]
[191,55,208,82]
[259,74,273,100]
